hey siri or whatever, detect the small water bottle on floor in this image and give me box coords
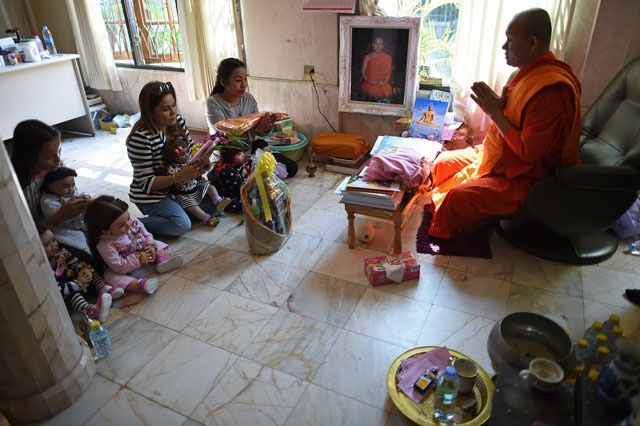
[433,366,459,423]
[89,320,112,358]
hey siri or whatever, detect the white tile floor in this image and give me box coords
[37,130,640,426]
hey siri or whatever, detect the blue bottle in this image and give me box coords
[433,366,459,423]
[89,320,112,358]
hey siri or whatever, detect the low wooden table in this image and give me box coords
[344,192,419,253]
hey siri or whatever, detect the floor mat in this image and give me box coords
[415,204,492,258]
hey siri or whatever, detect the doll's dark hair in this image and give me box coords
[84,195,129,270]
[211,58,246,96]
[36,222,51,238]
[11,119,61,188]
[220,147,245,163]
[250,139,269,154]
[40,167,77,194]
[160,135,189,170]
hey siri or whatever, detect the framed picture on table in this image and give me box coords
[338,16,421,116]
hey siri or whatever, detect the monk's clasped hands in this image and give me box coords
[470,82,508,119]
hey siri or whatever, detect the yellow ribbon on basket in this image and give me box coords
[255,151,277,223]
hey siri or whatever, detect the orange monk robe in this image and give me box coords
[362,52,393,98]
[428,52,582,239]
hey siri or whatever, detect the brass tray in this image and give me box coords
[387,346,494,426]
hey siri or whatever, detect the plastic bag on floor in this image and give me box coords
[612,198,640,238]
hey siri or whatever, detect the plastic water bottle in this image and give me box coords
[603,315,621,336]
[433,366,459,423]
[89,320,112,358]
[592,346,611,375]
[609,326,624,352]
[584,321,603,342]
[42,26,57,55]
[575,338,589,367]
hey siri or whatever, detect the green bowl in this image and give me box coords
[269,132,308,162]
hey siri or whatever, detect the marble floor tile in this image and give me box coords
[386,413,421,426]
[583,298,640,336]
[375,261,446,304]
[345,288,431,347]
[214,224,252,255]
[597,241,640,274]
[402,226,450,267]
[287,182,327,207]
[127,275,221,331]
[242,310,341,381]
[183,292,278,353]
[402,204,427,229]
[313,242,387,285]
[85,388,186,426]
[159,236,211,266]
[292,207,348,240]
[434,269,510,321]
[582,265,640,308]
[228,259,309,307]
[416,305,496,375]
[285,272,367,326]
[313,329,406,410]
[37,375,120,426]
[334,218,395,253]
[128,334,237,417]
[311,189,347,214]
[185,214,243,245]
[291,203,312,224]
[305,168,344,189]
[262,231,333,271]
[176,245,255,290]
[284,383,389,426]
[95,314,178,385]
[512,250,583,297]
[447,230,516,281]
[507,283,585,339]
[192,357,307,426]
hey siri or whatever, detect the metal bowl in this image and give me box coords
[487,312,573,374]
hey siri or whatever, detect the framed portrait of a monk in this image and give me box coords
[339,16,421,116]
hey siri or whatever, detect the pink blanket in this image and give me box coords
[363,147,429,187]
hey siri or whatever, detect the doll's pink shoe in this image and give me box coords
[101,284,125,299]
[155,254,183,273]
[137,278,158,295]
[87,293,112,323]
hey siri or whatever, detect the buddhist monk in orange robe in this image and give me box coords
[428,8,582,239]
[361,36,393,99]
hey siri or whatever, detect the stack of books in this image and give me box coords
[336,167,405,210]
[325,153,371,175]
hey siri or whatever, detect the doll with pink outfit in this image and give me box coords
[85,195,183,298]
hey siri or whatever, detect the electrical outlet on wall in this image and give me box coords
[303,65,315,81]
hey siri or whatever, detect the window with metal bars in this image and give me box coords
[99,0,183,70]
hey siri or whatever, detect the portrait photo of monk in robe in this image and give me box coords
[349,28,409,105]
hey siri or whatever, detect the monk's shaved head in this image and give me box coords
[512,8,552,48]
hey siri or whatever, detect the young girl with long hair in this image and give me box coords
[85,195,183,298]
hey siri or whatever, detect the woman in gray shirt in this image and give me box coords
[205,58,276,137]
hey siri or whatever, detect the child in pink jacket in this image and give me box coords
[85,195,183,298]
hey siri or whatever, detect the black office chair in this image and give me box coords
[499,57,640,264]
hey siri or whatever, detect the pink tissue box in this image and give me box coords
[364,252,420,286]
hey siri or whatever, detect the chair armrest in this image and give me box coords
[526,165,640,235]
[555,164,640,191]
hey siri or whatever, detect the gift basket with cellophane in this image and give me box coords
[241,149,291,254]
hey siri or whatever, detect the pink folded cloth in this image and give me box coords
[396,347,451,403]
[363,147,429,187]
